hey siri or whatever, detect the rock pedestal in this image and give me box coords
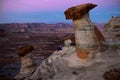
[14,45,36,79]
[64,3,105,59]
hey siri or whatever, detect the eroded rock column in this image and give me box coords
[14,45,36,80]
[64,3,105,59]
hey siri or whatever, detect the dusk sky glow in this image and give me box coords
[0,0,120,23]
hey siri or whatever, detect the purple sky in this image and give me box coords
[0,0,120,23]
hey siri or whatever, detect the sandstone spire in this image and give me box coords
[64,3,105,59]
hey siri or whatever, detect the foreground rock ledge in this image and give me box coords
[25,45,120,80]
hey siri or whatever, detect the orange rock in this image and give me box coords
[76,49,89,59]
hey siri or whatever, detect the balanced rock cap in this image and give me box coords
[64,3,97,19]
[17,45,34,57]
[62,35,72,41]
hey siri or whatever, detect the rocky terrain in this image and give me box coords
[0,31,75,79]
[0,22,104,68]
[13,3,120,80]
[0,4,119,80]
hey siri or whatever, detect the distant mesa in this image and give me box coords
[0,23,74,33]
[0,22,105,34]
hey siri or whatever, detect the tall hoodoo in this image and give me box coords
[64,3,105,59]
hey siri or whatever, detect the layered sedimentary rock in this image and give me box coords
[14,45,36,80]
[104,16,120,44]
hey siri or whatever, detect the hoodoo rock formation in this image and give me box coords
[14,3,120,80]
[64,3,105,59]
[14,45,36,80]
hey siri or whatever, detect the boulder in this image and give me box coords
[103,67,120,80]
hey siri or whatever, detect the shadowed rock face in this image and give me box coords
[64,3,97,19]
[94,26,105,42]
